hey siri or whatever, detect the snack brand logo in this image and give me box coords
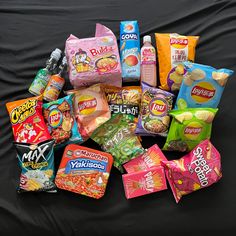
[170,38,188,46]
[191,146,212,187]
[66,158,106,173]
[143,152,156,168]
[74,149,108,162]
[10,99,37,124]
[90,46,113,57]
[150,98,167,116]
[184,122,203,140]
[78,96,97,115]
[191,82,216,103]
[184,126,202,135]
[144,171,156,192]
[121,33,138,41]
[49,109,62,128]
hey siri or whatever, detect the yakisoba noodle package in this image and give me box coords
[155,33,199,91]
[91,114,144,172]
[123,144,167,173]
[55,144,113,199]
[66,84,111,139]
[175,62,234,109]
[162,140,222,203]
[163,108,218,152]
[135,82,174,137]
[65,23,122,88]
[6,96,51,144]
[14,139,56,193]
[122,166,167,199]
[43,94,83,147]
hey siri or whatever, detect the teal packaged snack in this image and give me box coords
[43,94,83,147]
[14,139,57,193]
[175,62,234,109]
[120,21,141,82]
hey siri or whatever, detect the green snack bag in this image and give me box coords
[163,108,218,152]
[91,114,144,172]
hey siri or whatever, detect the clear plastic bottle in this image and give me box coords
[141,35,157,87]
[43,56,67,102]
[28,48,62,96]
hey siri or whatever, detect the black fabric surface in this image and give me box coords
[0,0,236,235]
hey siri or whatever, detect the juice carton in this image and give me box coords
[120,21,141,82]
[122,166,167,199]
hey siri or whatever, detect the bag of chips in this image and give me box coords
[91,114,144,172]
[43,94,83,147]
[135,82,174,137]
[155,33,199,91]
[162,140,222,203]
[14,139,56,193]
[175,62,234,109]
[6,95,51,144]
[66,84,111,140]
[163,108,218,152]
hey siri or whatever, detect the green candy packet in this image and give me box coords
[91,114,144,172]
[163,108,218,152]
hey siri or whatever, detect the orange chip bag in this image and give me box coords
[66,84,111,139]
[155,33,199,91]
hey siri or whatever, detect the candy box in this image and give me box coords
[175,62,234,109]
[6,95,51,144]
[65,23,122,88]
[55,144,113,199]
[122,166,167,199]
[155,33,199,91]
[123,144,167,173]
[162,140,222,203]
[120,21,141,82]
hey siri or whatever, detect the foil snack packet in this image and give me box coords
[162,140,222,203]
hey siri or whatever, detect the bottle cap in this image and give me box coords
[143,35,151,43]
[51,48,62,61]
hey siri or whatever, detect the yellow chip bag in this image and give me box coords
[155,33,199,91]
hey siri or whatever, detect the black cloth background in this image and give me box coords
[0,0,236,235]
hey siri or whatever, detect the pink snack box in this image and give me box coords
[123,144,167,173]
[65,24,122,88]
[122,166,167,199]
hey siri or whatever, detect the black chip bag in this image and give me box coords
[14,139,57,193]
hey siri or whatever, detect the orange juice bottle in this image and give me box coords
[43,56,67,102]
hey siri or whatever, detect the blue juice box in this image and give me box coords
[120,21,141,82]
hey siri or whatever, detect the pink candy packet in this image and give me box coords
[162,139,222,203]
[123,144,167,173]
[122,166,167,199]
[65,24,122,88]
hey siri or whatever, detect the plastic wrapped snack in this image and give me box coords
[6,96,51,144]
[43,94,83,147]
[155,33,199,91]
[162,140,222,203]
[14,139,56,193]
[123,144,167,173]
[91,114,144,172]
[175,62,234,109]
[55,144,113,199]
[122,166,167,199]
[163,108,218,152]
[65,23,122,88]
[66,84,111,140]
[135,82,174,137]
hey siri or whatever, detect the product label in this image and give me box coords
[184,122,203,140]
[109,104,139,117]
[141,48,156,65]
[149,98,167,116]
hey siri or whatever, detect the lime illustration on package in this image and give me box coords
[175,62,234,109]
[163,108,218,152]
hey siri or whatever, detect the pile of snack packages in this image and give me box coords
[6,21,234,203]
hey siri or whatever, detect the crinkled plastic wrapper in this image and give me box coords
[14,139,57,193]
[91,114,144,172]
[155,33,199,91]
[65,23,122,88]
[43,94,83,147]
[66,84,111,140]
[135,82,174,137]
[163,108,218,152]
[175,62,234,109]
[162,140,222,203]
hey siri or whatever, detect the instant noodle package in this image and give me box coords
[175,62,234,109]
